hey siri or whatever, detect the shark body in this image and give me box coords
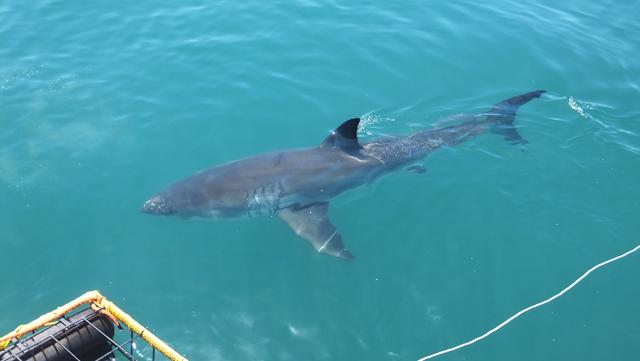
[142,90,545,260]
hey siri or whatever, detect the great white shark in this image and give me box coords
[142,90,545,260]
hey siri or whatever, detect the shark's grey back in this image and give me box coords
[141,90,546,261]
[362,90,546,167]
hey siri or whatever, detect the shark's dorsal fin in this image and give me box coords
[321,118,361,152]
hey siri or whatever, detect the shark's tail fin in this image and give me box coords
[486,90,545,144]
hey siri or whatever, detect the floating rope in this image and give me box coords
[418,244,640,361]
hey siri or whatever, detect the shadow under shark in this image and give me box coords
[142,90,545,261]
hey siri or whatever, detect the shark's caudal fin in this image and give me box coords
[485,90,545,144]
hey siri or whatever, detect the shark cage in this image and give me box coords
[0,291,187,361]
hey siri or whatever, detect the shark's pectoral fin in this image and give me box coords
[277,203,354,261]
[406,165,427,174]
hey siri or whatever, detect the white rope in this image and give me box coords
[418,244,640,361]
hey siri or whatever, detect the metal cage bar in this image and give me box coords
[1,291,187,361]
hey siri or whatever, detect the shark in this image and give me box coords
[141,90,545,260]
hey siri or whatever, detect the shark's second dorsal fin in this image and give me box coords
[321,118,361,152]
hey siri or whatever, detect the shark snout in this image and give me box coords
[141,195,173,215]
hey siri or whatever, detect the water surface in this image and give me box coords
[1,1,639,360]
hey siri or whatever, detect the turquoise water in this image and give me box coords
[1,1,639,360]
